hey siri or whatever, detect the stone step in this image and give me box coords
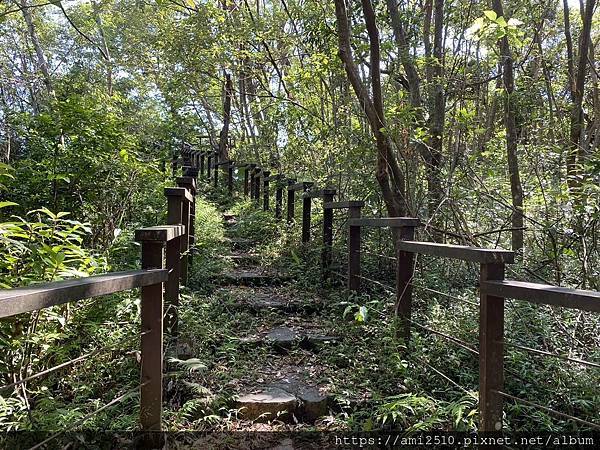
[223,252,261,266]
[236,379,329,423]
[223,237,255,250]
[219,269,289,286]
[228,287,322,313]
[241,326,338,351]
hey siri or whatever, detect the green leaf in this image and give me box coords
[0,201,18,209]
[484,10,497,21]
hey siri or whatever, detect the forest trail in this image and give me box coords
[164,197,360,438]
[207,208,335,426]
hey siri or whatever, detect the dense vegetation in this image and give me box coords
[0,0,598,437]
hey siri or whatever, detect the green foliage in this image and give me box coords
[0,207,107,288]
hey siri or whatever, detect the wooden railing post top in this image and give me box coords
[164,187,193,203]
[304,187,337,199]
[323,200,365,209]
[288,181,313,191]
[135,225,185,242]
[182,166,199,178]
[176,176,197,192]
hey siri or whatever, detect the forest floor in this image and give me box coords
[156,195,418,444]
[154,191,598,446]
[157,194,481,448]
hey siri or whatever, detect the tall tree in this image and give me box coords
[491,0,524,252]
[566,0,597,198]
[334,0,406,217]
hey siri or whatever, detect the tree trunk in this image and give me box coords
[566,0,596,197]
[19,0,53,97]
[333,0,406,217]
[426,0,446,221]
[492,0,524,253]
[219,73,233,161]
[91,0,113,96]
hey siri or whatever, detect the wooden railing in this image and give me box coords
[0,172,198,446]
[181,144,600,433]
[2,142,597,443]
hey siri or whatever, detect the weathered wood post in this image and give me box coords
[248,165,257,199]
[164,188,189,334]
[253,167,262,204]
[301,182,314,243]
[286,179,297,224]
[479,261,506,432]
[244,164,253,197]
[394,220,420,343]
[171,152,178,177]
[176,177,194,283]
[227,162,234,195]
[275,176,284,220]
[262,170,271,211]
[199,152,206,178]
[178,173,197,269]
[206,152,213,180]
[134,229,165,437]
[213,152,219,188]
[321,189,336,277]
[348,203,363,291]
[182,145,191,167]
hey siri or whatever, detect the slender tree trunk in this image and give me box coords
[333,0,406,216]
[426,0,446,222]
[492,0,524,253]
[19,0,53,98]
[219,73,233,161]
[91,0,113,96]
[567,0,596,197]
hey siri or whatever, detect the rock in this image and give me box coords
[222,269,277,286]
[296,385,329,422]
[236,387,297,422]
[226,237,255,250]
[300,334,339,350]
[265,327,298,349]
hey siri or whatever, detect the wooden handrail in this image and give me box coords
[135,225,185,242]
[397,240,515,264]
[323,200,365,209]
[481,280,600,312]
[0,269,169,318]
[164,187,193,203]
[348,217,421,228]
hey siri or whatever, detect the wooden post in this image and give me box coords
[164,189,185,335]
[200,152,205,178]
[275,178,284,220]
[479,262,505,432]
[301,183,313,243]
[321,189,336,277]
[213,152,219,188]
[228,163,234,195]
[249,167,256,200]
[395,225,416,343]
[171,154,177,177]
[244,165,252,197]
[252,168,261,204]
[207,153,213,180]
[348,205,362,291]
[286,179,296,224]
[138,239,164,433]
[262,170,271,211]
[176,179,193,284]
